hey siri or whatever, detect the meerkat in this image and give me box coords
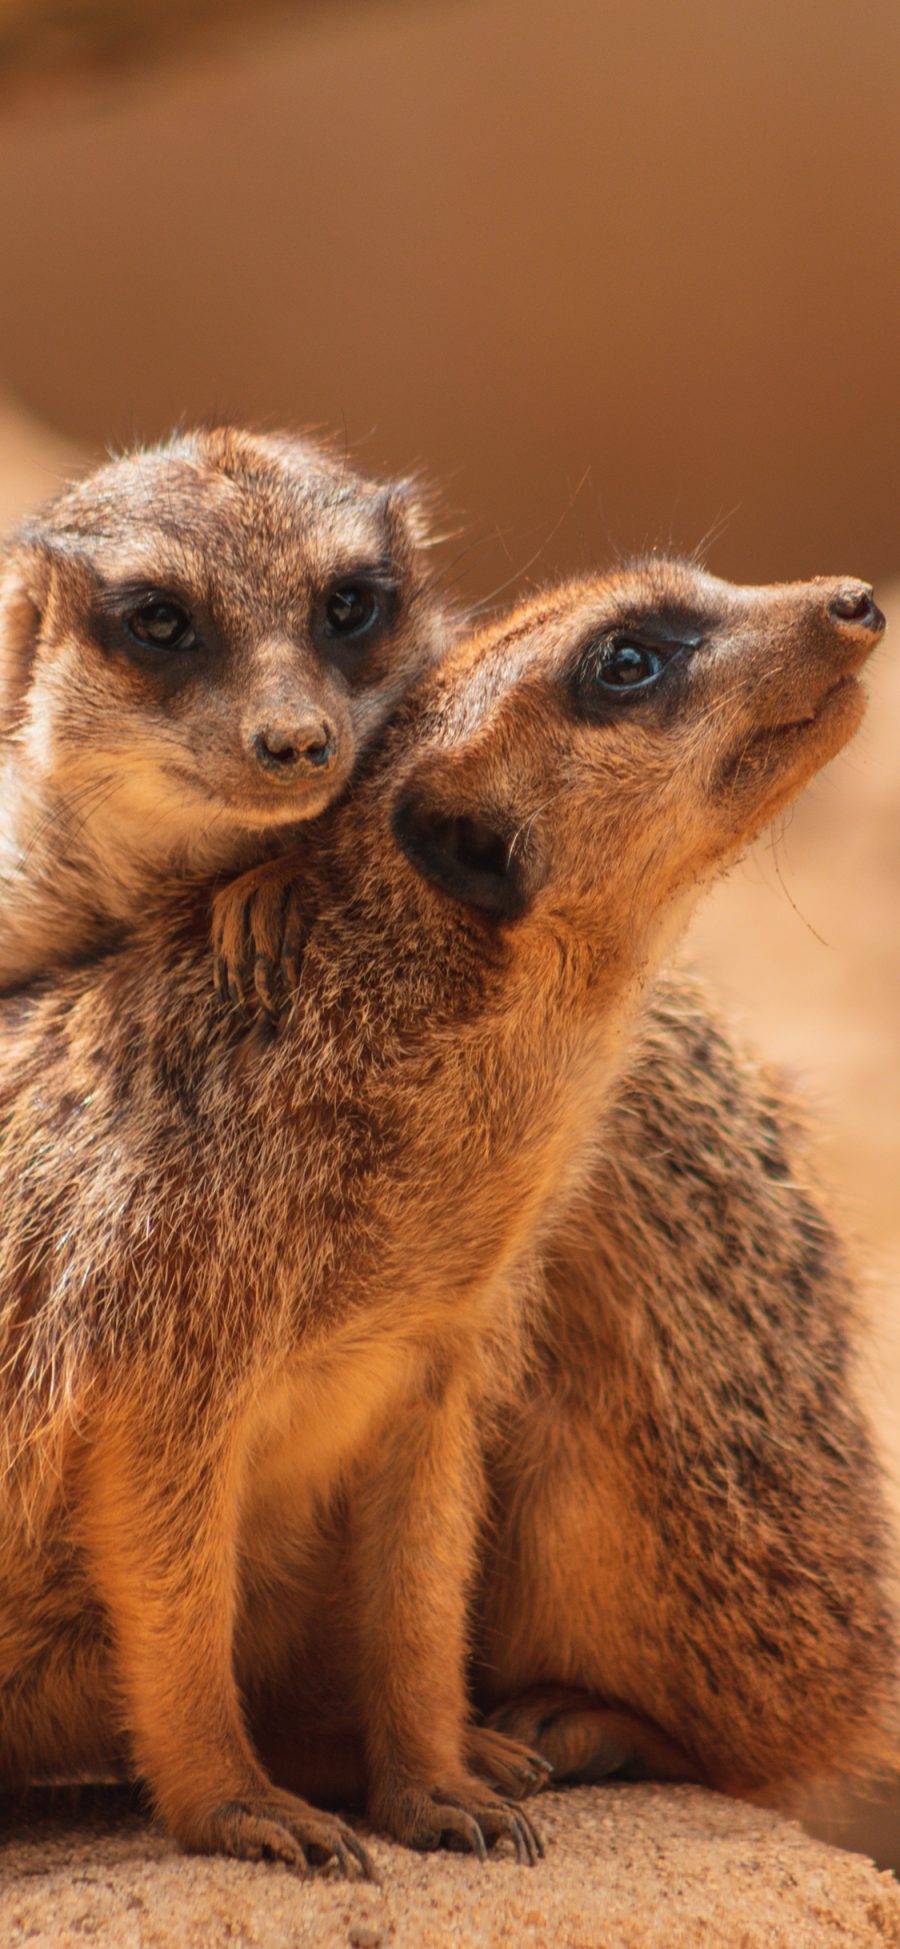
[239,914,899,1818]
[476,967,900,1800]
[0,559,883,1881]
[0,426,448,993]
[218,574,898,1821]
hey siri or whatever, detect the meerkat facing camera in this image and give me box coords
[0,426,447,993]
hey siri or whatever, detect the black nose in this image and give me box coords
[251,718,336,776]
[827,581,884,631]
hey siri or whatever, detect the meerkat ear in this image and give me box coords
[0,550,48,731]
[377,476,438,558]
[391,774,538,919]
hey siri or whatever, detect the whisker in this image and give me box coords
[463,475,596,622]
[688,504,742,568]
[769,825,830,948]
[507,783,578,865]
[0,768,123,889]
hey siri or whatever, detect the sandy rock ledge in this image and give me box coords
[0,1783,897,1949]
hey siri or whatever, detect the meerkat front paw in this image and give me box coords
[181,1789,376,1877]
[370,1773,544,1865]
[465,1723,553,1800]
[211,857,307,1019]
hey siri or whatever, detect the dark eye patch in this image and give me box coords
[124,596,198,653]
[571,613,704,722]
[91,578,214,680]
[312,562,402,683]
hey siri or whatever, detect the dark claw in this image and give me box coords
[281,907,306,1000]
[474,1799,544,1866]
[512,1759,551,1796]
[234,898,256,1011]
[302,1826,374,1881]
[518,1808,545,1864]
[254,952,282,1023]
[441,1805,488,1860]
[214,954,240,1012]
[345,1832,379,1883]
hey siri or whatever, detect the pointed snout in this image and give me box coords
[249,711,337,778]
[240,637,341,784]
[825,579,885,636]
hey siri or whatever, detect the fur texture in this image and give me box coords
[477,974,899,1797]
[0,426,447,992]
[245,977,899,1812]
[0,558,879,1875]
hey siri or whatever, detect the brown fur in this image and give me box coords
[476,974,900,1797]
[0,560,884,1875]
[245,980,899,1812]
[0,426,447,992]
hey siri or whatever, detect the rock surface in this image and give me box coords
[1,1784,898,1949]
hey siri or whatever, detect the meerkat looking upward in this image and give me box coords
[0,427,447,993]
[215,570,898,1821]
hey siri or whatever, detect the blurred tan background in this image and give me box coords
[0,0,897,1872]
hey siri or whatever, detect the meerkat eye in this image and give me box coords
[599,641,668,690]
[321,582,382,639]
[573,620,703,720]
[124,597,198,652]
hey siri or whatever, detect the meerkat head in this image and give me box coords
[392,558,883,970]
[0,427,445,861]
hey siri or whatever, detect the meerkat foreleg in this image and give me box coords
[352,1362,543,1864]
[77,1375,374,1876]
